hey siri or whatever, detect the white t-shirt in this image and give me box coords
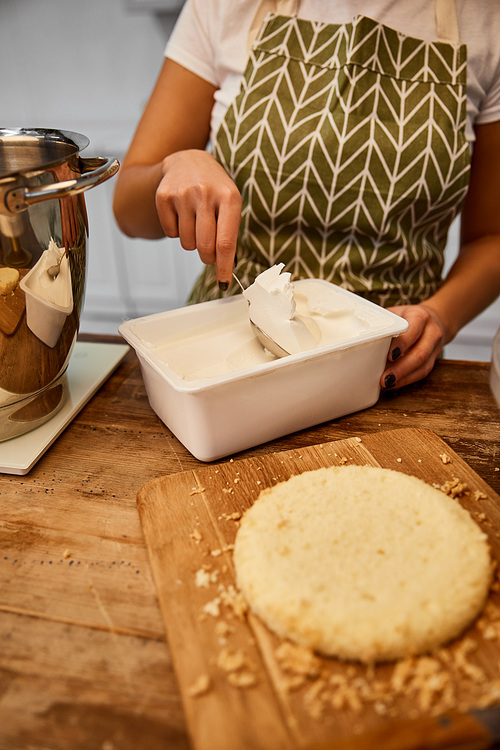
[166,0,500,145]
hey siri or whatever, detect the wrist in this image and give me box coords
[418,301,455,345]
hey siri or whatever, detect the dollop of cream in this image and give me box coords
[243,264,319,355]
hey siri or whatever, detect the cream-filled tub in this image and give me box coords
[119,280,408,461]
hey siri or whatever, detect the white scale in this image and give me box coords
[0,341,129,475]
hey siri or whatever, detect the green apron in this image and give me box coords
[189,2,470,307]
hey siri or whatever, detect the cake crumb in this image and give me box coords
[439,453,452,464]
[221,511,242,521]
[217,647,258,688]
[190,528,203,543]
[282,674,308,692]
[440,477,468,498]
[190,486,206,496]
[217,647,247,673]
[211,544,234,558]
[474,490,488,501]
[202,597,221,617]
[215,620,234,641]
[195,566,219,588]
[275,641,321,679]
[219,584,249,619]
[227,670,258,688]
[188,673,211,697]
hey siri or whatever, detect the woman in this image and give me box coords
[113,0,500,390]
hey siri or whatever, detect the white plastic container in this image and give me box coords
[119,280,408,461]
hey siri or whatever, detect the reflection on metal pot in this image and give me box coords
[0,128,119,441]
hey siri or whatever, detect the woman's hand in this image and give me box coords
[156,149,242,287]
[380,304,447,390]
[382,122,500,391]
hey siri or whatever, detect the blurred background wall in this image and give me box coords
[1,0,202,336]
[1,0,498,361]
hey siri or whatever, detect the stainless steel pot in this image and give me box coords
[0,128,119,440]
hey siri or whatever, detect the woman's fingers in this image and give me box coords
[155,150,242,282]
[381,304,446,390]
[214,191,242,288]
[195,211,217,265]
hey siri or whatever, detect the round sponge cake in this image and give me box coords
[0,267,20,295]
[233,465,491,663]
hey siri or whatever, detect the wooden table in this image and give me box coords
[1,335,499,750]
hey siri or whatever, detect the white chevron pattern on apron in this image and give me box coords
[189,2,470,306]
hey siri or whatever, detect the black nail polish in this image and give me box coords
[384,373,396,389]
[391,347,401,362]
[218,281,229,292]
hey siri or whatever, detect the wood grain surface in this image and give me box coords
[0,337,499,750]
[137,428,500,750]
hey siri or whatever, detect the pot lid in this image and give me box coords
[0,128,90,179]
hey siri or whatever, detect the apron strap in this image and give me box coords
[435,0,460,43]
[247,0,300,56]
[247,0,460,53]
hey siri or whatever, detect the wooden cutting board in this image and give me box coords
[137,428,500,750]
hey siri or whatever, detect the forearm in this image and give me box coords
[113,161,166,240]
[421,233,500,343]
[112,58,216,241]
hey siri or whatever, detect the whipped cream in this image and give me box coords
[147,268,390,382]
[242,264,318,355]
